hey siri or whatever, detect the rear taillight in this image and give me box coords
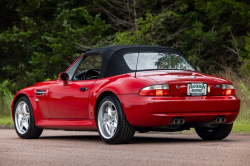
[221,84,235,95]
[139,84,169,96]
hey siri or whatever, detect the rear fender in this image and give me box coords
[88,74,157,120]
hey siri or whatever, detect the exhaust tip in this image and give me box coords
[216,117,222,123]
[180,118,185,124]
[169,118,185,125]
[221,117,226,123]
[175,118,180,124]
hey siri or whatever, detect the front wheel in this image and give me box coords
[195,123,233,140]
[97,95,135,144]
[14,97,43,139]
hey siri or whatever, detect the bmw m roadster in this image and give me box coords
[11,45,240,144]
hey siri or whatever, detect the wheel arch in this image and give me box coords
[11,93,30,120]
[94,91,118,119]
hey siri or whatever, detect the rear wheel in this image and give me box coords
[14,97,43,139]
[195,123,233,140]
[97,95,135,144]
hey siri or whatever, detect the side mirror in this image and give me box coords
[58,72,69,86]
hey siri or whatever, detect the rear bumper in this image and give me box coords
[117,94,240,127]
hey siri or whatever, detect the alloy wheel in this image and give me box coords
[98,101,118,139]
[15,101,30,134]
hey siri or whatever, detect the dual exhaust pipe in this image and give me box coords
[209,116,226,125]
[169,116,226,126]
[169,118,185,125]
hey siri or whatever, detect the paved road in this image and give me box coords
[0,129,249,166]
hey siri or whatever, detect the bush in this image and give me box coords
[213,69,250,124]
[0,80,15,118]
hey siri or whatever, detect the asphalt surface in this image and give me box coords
[0,129,250,166]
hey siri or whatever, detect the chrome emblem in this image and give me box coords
[190,76,196,78]
[176,85,179,89]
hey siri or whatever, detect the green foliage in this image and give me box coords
[0,1,109,90]
[0,117,13,125]
[232,122,250,133]
[243,33,250,72]
[0,80,14,118]
[239,81,250,100]
[237,81,250,123]
[1,0,250,90]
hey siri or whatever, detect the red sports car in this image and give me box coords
[11,45,240,144]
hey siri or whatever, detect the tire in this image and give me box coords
[14,96,43,139]
[97,95,135,144]
[195,123,233,140]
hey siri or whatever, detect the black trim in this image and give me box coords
[80,87,88,91]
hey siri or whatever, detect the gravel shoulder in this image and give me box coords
[0,125,14,129]
[0,129,250,166]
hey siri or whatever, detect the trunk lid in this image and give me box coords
[136,70,230,96]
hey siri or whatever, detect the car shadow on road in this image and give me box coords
[37,134,234,144]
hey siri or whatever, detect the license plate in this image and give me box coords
[187,83,207,96]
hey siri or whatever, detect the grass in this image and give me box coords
[232,121,250,133]
[0,116,13,125]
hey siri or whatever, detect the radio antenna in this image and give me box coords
[134,45,140,78]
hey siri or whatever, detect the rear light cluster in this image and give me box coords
[139,83,236,96]
[221,84,235,96]
[139,84,169,96]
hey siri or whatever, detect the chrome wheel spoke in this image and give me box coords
[113,122,117,128]
[18,113,23,119]
[103,113,109,121]
[108,125,113,134]
[23,104,29,114]
[110,126,116,136]
[107,107,112,117]
[26,115,30,120]
[23,121,28,130]
[101,120,108,127]
[19,119,23,129]
[111,110,117,117]
[18,105,23,114]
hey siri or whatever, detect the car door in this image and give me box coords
[47,54,102,119]
[47,80,95,119]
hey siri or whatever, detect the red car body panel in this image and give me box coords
[118,94,239,127]
[35,119,97,130]
[11,80,56,120]
[11,46,241,131]
[47,79,96,119]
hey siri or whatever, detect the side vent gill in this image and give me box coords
[35,90,48,96]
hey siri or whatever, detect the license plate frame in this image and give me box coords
[187,83,207,96]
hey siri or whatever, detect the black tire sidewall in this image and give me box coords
[195,123,233,140]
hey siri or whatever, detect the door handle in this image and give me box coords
[80,87,88,91]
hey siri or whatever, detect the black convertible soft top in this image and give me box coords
[84,45,190,78]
